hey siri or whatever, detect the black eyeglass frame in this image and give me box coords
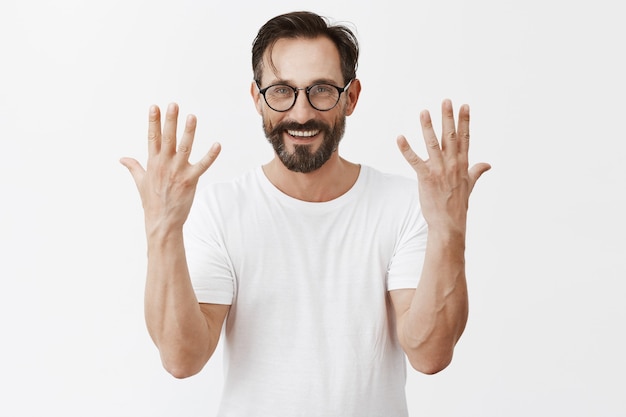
[255,79,353,112]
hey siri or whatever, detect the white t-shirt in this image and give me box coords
[185,165,428,417]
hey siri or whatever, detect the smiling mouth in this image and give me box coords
[287,129,320,138]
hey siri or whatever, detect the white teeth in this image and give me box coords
[287,130,319,137]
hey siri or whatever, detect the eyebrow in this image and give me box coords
[264,77,343,87]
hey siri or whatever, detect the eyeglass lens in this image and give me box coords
[265,84,340,111]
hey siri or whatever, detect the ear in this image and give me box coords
[344,78,361,116]
[250,81,263,115]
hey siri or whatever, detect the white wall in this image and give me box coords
[1,0,624,416]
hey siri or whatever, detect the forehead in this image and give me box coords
[261,36,343,85]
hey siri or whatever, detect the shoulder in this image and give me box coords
[359,165,418,198]
[197,168,261,199]
[190,167,264,219]
[349,166,422,224]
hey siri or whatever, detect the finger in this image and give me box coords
[119,157,146,189]
[440,99,458,156]
[176,114,197,161]
[468,162,492,193]
[193,142,222,177]
[147,105,161,158]
[419,109,443,166]
[161,102,179,155]
[457,104,470,167]
[396,135,428,176]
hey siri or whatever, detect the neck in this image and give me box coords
[262,152,360,202]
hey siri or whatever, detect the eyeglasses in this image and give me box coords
[256,79,353,112]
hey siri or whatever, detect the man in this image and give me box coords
[121,11,490,417]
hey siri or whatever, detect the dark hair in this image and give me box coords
[252,11,359,85]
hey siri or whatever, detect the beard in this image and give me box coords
[263,114,346,173]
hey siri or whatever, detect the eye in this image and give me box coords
[310,84,335,96]
[269,85,292,96]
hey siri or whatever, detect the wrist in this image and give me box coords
[426,226,466,250]
[145,222,184,249]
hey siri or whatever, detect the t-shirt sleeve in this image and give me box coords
[183,188,235,305]
[386,192,428,291]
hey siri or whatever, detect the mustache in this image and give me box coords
[269,119,330,135]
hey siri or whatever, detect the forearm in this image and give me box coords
[397,229,469,374]
[394,99,489,373]
[144,227,217,378]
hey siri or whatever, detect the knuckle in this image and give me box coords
[169,171,193,189]
[406,154,420,166]
[197,160,209,172]
[427,140,440,149]
[178,176,193,188]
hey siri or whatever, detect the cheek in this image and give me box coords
[262,111,278,131]
[330,108,346,126]
[326,102,346,122]
[262,106,296,130]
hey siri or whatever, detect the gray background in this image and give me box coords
[1,0,624,415]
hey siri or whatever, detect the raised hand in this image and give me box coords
[396,99,490,235]
[120,103,221,235]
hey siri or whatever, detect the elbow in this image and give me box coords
[154,337,217,379]
[168,369,197,379]
[408,356,451,375]
[160,352,205,379]
[406,348,454,375]
[163,360,203,379]
[400,322,465,375]
[153,337,218,379]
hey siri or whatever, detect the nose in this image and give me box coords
[288,89,317,123]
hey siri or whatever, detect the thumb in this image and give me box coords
[119,157,146,188]
[468,162,491,192]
